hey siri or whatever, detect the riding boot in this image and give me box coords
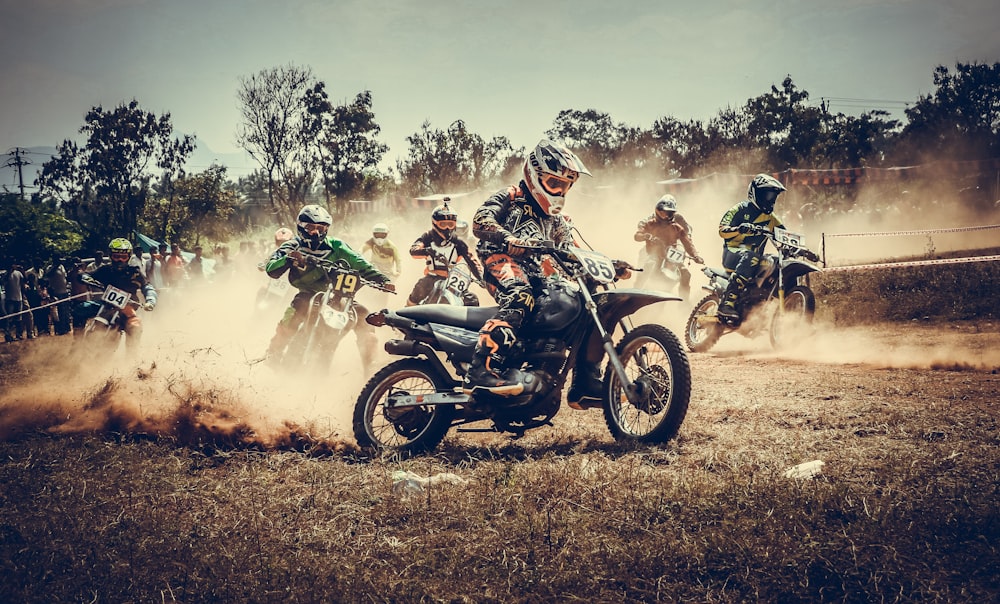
[462,319,525,397]
[567,362,604,410]
[717,274,748,320]
[265,323,294,365]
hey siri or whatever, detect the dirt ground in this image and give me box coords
[1,294,997,452]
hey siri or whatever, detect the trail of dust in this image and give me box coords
[0,271,375,451]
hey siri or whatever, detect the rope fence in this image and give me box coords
[821,224,1000,272]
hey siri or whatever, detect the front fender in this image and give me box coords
[782,259,822,282]
[593,288,681,326]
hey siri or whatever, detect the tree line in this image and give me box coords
[3,61,998,264]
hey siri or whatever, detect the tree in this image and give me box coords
[396,120,517,196]
[546,109,644,172]
[36,100,194,250]
[140,165,241,247]
[895,62,1000,163]
[236,64,317,221]
[0,193,84,263]
[303,85,389,217]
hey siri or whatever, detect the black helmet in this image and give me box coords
[431,204,457,239]
[747,174,786,214]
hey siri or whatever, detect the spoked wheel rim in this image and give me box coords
[611,335,676,437]
[365,371,441,448]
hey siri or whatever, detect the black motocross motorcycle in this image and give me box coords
[684,226,821,352]
[353,242,692,457]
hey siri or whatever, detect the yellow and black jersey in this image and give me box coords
[719,200,784,252]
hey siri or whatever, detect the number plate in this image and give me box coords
[666,246,686,263]
[569,248,616,284]
[774,227,805,247]
[101,285,131,309]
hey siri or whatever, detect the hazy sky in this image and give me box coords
[1,0,998,177]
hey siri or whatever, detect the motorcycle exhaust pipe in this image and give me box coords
[385,339,422,356]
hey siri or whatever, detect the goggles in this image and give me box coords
[757,190,779,205]
[540,173,573,196]
[373,232,388,239]
[110,252,131,262]
[434,219,457,230]
[656,210,676,220]
[300,221,329,236]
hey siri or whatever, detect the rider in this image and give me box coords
[464,139,620,409]
[633,194,704,298]
[360,223,403,279]
[717,173,787,321]
[72,238,157,348]
[263,204,396,369]
[405,203,484,307]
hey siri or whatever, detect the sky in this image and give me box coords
[1,0,998,181]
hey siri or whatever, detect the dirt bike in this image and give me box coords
[78,274,149,352]
[684,226,821,352]
[353,242,692,457]
[275,258,394,372]
[635,242,696,299]
[419,253,480,307]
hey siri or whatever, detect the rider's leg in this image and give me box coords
[352,303,379,374]
[718,249,757,320]
[265,293,308,359]
[406,275,437,306]
[679,266,692,301]
[568,332,605,409]
[463,254,532,396]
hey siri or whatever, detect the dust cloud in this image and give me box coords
[2,164,996,444]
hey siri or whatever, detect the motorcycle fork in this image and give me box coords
[576,280,639,405]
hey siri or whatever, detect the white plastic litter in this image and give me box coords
[391,470,467,495]
[783,459,825,479]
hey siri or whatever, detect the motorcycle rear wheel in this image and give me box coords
[769,285,816,349]
[604,324,691,445]
[353,358,455,457]
[685,294,724,352]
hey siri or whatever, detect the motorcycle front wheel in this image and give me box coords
[603,324,691,445]
[769,285,816,349]
[685,294,724,352]
[352,358,456,457]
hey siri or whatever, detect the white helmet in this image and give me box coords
[655,194,678,220]
[522,139,591,216]
[372,223,389,246]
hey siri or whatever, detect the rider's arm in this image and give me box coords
[719,202,746,243]
[264,240,298,278]
[455,239,484,281]
[332,239,392,285]
[409,232,433,259]
[634,216,654,241]
[472,187,516,245]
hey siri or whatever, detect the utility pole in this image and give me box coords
[4,147,32,201]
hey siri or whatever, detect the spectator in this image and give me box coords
[46,257,72,335]
[4,261,28,342]
[85,250,108,273]
[188,245,205,282]
[164,243,187,287]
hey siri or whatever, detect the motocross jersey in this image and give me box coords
[473,183,575,258]
[265,236,390,293]
[633,212,700,257]
[719,200,784,253]
[361,237,402,275]
[86,263,157,305]
[409,230,483,280]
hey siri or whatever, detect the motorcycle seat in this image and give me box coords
[395,304,499,331]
